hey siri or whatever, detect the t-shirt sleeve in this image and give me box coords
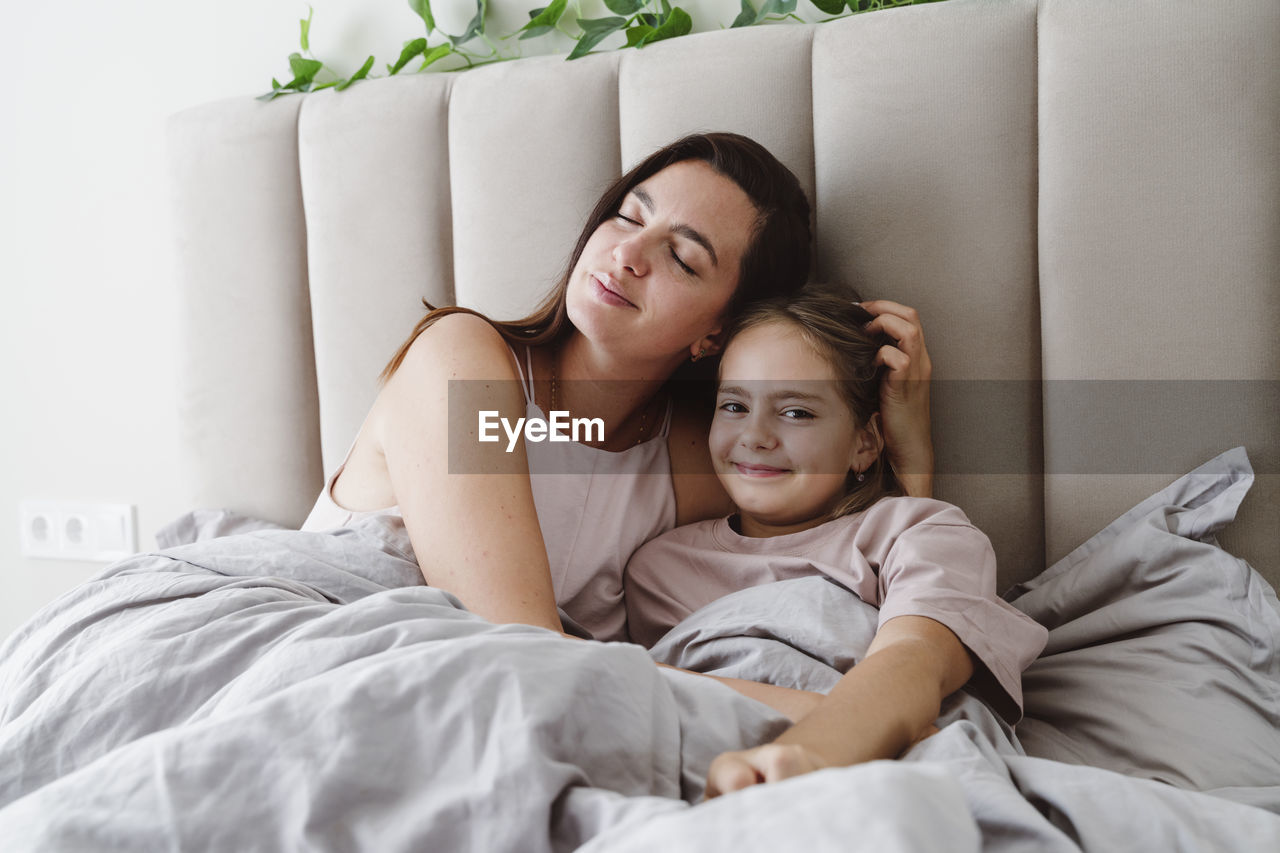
[873,515,1048,724]
[623,532,696,649]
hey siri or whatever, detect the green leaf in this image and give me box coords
[300,6,313,52]
[639,6,690,44]
[568,16,627,60]
[624,24,654,47]
[450,0,488,46]
[604,0,646,14]
[808,0,845,13]
[288,52,324,84]
[731,0,757,27]
[408,0,436,32]
[419,43,453,70]
[518,0,567,37]
[312,80,341,91]
[638,12,660,26]
[388,38,427,75]
[756,0,797,18]
[335,55,375,90]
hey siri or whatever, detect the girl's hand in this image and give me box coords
[704,743,828,799]
[860,300,935,498]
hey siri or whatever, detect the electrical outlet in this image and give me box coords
[20,500,137,562]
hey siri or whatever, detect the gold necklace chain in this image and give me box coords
[549,351,650,447]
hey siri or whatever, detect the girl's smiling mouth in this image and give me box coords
[733,462,790,477]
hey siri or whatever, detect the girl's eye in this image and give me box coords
[615,213,639,225]
[781,408,815,420]
[718,401,746,414]
[669,247,695,275]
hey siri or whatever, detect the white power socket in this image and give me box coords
[20,500,137,562]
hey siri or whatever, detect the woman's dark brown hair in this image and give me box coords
[720,284,903,517]
[379,132,812,384]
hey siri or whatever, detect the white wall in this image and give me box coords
[1,0,814,640]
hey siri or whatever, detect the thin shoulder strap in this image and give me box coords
[657,395,675,438]
[510,345,535,406]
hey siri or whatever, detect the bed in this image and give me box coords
[2,0,1278,848]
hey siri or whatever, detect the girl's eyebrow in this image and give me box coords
[630,187,719,267]
[717,384,828,403]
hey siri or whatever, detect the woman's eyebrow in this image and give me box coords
[630,187,719,268]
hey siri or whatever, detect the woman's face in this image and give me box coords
[710,322,878,536]
[566,160,759,364]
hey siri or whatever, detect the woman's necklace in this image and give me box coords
[549,352,651,447]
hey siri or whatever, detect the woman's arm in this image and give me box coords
[860,300,934,499]
[703,615,973,798]
[371,314,564,634]
[656,663,824,722]
[668,405,736,526]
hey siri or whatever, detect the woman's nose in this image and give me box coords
[612,233,649,277]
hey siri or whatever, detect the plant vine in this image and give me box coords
[261,0,946,100]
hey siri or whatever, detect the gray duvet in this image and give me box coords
[3,450,1280,851]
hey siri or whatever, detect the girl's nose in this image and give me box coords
[739,416,778,451]
[612,233,649,277]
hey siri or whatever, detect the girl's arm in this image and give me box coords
[703,615,973,798]
[371,313,564,634]
[860,300,934,499]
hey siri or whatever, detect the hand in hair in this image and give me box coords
[859,300,934,498]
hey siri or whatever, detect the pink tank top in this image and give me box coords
[301,347,677,641]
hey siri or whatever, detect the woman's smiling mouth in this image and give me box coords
[591,275,638,309]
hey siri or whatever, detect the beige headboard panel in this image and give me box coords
[168,0,1279,592]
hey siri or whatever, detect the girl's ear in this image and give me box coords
[851,412,886,474]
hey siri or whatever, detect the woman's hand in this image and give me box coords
[704,743,828,799]
[860,300,934,498]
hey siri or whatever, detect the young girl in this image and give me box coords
[624,285,1048,795]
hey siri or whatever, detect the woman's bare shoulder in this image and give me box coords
[393,312,522,383]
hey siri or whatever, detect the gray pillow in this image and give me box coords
[1007,447,1280,791]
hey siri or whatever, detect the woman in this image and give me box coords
[302,133,934,670]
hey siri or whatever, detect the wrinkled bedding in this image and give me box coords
[3,453,1280,850]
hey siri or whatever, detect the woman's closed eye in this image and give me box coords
[669,246,695,275]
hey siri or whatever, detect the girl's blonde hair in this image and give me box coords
[720,284,903,518]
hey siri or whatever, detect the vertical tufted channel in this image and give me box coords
[1037,0,1280,571]
[448,52,623,321]
[814,0,1043,591]
[168,95,323,527]
[298,73,455,476]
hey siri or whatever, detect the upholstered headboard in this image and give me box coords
[167,0,1279,591]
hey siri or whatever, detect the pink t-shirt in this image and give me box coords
[624,496,1048,723]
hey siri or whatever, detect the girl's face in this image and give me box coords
[710,322,882,538]
[565,160,758,365]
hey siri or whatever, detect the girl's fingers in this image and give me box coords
[875,344,912,376]
[859,299,921,326]
[865,311,924,356]
[705,753,762,799]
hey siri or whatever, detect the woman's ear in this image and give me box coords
[851,412,886,474]
[690,327,725,360]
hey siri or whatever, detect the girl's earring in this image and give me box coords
[691,347,707,363]
[855,469,866,483]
